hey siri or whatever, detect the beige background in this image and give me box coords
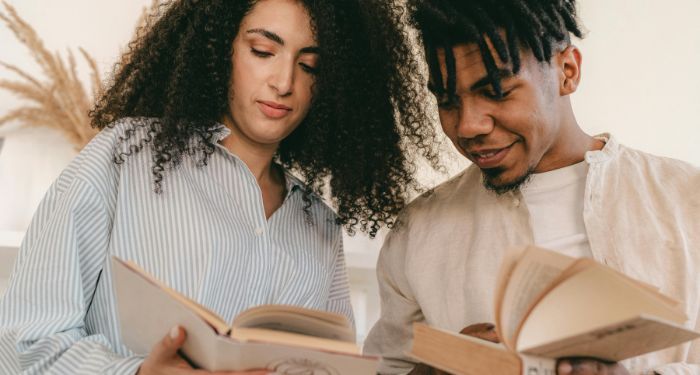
[1,0,699,342]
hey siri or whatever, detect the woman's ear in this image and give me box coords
[556,45,582,95]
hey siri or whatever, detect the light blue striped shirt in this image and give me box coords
[0,118,353,374]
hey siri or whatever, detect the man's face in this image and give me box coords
[435,43,574,193]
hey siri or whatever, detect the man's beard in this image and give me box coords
[482,167,533,195]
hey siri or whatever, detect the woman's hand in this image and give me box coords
[137,326,270,375]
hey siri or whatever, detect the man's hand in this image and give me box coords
[137,326,270,375]
[557,358,631,375]
[459,323,499,343]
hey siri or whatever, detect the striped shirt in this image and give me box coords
[0,118,353,374]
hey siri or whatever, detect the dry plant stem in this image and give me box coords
[0,1,99,149]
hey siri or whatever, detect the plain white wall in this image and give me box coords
[1,0,699,341]
[574,0,700,165]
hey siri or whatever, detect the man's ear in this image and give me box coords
[556,45,582,95]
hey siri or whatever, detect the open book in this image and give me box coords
[111,256,377,373]
[410,246,700,375]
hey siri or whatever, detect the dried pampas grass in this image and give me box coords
[0,0,162,150]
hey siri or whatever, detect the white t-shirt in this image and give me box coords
[520,161,593,259]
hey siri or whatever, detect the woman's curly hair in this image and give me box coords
[90,0,440,237]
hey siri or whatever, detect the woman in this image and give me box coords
[0,0,437,374]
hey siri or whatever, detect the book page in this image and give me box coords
[494,246,525,343]
[498,246,576,350]
[230,327,359,355]
[235,304,349,326]
[517,264,690,352]
[233,305,354,342]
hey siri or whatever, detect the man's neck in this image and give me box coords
[534,106,605,173]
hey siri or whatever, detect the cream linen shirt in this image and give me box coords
[364,135,700,375]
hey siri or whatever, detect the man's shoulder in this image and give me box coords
[609,143,700,206]
[616,144,700,184]
[393,165,482,230]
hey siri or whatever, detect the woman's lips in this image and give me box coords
[257,100,291,119]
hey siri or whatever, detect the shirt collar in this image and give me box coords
[283,170,305,195]
[212,121,304,195]
[211,122,231,142]
[584,133,619,164]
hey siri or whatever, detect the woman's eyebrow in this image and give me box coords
[246,28,284,45]
[246,28,318,54]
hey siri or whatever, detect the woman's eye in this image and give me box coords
[299,63,318,75]
[251,48,273,58]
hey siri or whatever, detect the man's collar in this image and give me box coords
[584,133,618,164]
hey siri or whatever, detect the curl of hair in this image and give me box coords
[90,0,440,237]
[410,0,584,99]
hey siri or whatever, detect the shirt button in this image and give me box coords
[254,227,264,236]
[513,198,520,207]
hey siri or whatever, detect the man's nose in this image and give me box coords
[456,102,494,139]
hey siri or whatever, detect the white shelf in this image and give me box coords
[0,230,23,248]
[0,230,22,297]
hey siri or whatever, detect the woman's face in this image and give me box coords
[225,0,318,148]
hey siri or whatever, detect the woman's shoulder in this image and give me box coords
[91,117,157,149]
[55,117,157,195]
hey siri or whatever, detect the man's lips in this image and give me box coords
[466,142,517,168]
[257,100,292,119]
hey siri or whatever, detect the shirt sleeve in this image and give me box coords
[363,224,423,375]
[0,167,143,374]
[325,235,356,331]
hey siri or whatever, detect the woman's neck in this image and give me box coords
[219,116,287,219]
[219,116,279,185]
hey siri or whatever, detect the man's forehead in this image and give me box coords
[435,42,514,72]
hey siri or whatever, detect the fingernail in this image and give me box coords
[170,326,180,339]
[558,361,572,374]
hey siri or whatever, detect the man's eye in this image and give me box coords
[251,48,273,58]
[483,89,511,100]
[437,95,460,110]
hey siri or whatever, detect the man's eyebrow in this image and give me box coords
[470,69,515,91]
[246,28,284,45]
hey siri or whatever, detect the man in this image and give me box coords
[364,1,700,374]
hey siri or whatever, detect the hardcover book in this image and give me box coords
[111,256,378,374]
[409,246,700,375]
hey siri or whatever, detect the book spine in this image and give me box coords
[520,354,556,375]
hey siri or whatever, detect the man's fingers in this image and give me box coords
[557,358,606,375]
[211,370,269,375]
[459,323,500,343]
